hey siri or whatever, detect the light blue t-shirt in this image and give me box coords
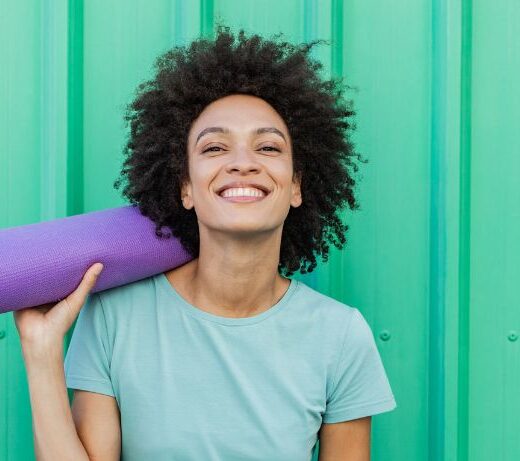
[64,273,396,461]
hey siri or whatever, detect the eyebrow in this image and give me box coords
[195,126,287,145]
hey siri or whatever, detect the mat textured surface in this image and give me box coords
[0,205,193,314]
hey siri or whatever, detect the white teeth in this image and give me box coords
[220,187,266,198]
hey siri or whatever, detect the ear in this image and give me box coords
[181,181,194,210]
[291,171,302,208]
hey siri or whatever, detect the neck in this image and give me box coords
[182,225,290,318]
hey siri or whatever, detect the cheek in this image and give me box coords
[189,160,212,180]
[188,169,221,200]
[263,158,293,178]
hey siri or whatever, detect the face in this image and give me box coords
[181,93,302,238]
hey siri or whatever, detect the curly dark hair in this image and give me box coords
[113,24,368,277]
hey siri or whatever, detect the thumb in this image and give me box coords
[48,263,104,332]
[70,263,104,305]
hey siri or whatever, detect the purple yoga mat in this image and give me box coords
[0,205,194,314]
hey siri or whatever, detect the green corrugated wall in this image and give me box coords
[1,0,519,460]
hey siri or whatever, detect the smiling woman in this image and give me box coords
[113,24,367,278]
[166,92,303,319]
[63,24,396,461]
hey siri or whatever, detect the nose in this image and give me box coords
[224,145,262,174]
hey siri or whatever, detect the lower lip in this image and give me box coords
[217,193,268,203]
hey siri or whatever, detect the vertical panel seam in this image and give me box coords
[66,0,84,217]
[431,0,448,460]
[171,0,187,46]
[458,0,472,459]
[200,0,214,38]
[330,0,342,78]
[41,0,52,220]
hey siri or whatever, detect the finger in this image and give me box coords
[66,263,104,309]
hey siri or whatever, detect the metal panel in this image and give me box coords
[469,0,520,460]
[1,0,518,460]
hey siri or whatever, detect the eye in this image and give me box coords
[202,145,225,153]
[259,145,281,152]
[201,144,281,153]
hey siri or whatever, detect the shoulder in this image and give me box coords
[93,273,160,322]
[295,280,358,317]
[293,280,360,334]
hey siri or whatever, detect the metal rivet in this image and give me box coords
[0,330,5,340]
[508,331,518,342]
[379,330,391,341]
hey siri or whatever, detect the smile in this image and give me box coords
[217,193,268,203]
[216,187,270,203]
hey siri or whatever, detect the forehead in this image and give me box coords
[188,94,289,139]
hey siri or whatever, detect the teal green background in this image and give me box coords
[1,0,519,460]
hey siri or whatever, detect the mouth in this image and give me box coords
[216,188,271,203]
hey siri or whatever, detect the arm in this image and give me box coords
[71,390,121,461]
[23,343,91,461]
[318,416,371,461]
[14,263,120,460]
[23,342,122,461]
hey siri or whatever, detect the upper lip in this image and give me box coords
[216,182,271,195]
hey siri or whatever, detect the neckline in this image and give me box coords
[156,272,299,326]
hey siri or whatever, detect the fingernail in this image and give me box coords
[94,263,104,275]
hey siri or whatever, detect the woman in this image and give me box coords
[15,26,396,460]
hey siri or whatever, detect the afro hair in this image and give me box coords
[113,24,368,277]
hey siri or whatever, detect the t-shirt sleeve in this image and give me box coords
[64,291,115,397]
[322,308,397,423]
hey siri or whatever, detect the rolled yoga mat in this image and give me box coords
[0,205,194,314]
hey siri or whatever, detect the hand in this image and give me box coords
[13,263,104,350]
